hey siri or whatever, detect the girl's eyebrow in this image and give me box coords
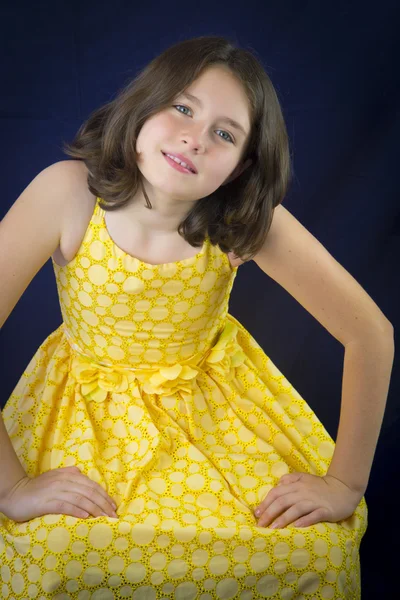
[180,91,248,137]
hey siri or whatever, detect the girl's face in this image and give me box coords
[135,66,252,205]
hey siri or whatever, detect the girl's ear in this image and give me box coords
[222,158,253,185]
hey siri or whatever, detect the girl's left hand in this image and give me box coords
[254,472,364,529]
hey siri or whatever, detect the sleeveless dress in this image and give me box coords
[0,197,368,599]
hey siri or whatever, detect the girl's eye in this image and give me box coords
[173,105,234,143]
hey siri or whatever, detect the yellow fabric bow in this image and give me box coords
[70,359,141,403]
[70,321,246,402]
[135,364,200,396]
[205,320,246,380]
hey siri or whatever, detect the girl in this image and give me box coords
[0,35,394,598]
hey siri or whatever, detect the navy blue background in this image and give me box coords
[1,1,398,595]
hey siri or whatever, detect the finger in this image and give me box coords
[65,472,117,512]
[79,479,117,512]
[260,500,315,529]
[293,507,329,528]
[255,484,299,517]
[66,488,118,518]
[257,492,300,527]
[50,466,80,474]
[278,472,302,486]
[48,500,91,519]
[54,477,117,518]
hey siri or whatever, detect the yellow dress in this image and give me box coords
[1,197,367,599]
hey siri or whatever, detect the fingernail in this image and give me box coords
[112,502,117,509]
[255,509,261,516]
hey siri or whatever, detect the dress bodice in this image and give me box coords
[51,197,239,372]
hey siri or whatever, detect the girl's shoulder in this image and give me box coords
[53,160,245,269]
[226,252,246,267]
[52,160,96,267]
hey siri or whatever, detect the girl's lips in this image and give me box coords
[162,152,196,174]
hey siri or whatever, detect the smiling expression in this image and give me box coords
[135,65,252,203]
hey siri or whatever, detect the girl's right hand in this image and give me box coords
[0,466,118,523]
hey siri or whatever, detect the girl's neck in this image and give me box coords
[120,189,196,236]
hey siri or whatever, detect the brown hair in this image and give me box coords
[62,34,292,262]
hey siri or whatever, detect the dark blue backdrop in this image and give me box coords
[1,1,398,596]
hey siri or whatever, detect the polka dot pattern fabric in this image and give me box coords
[1,197,368,599]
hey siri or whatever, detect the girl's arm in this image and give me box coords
[252,204,394,494]
[0,161,72,329]
[0,161,70,499]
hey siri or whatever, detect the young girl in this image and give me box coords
[0,35,393,599]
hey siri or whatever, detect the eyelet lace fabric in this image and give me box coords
[69,319,246,403]
[0,197,368,599]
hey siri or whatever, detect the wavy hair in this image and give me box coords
[62,35,292,262]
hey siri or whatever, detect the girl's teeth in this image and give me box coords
[166,153,194,172]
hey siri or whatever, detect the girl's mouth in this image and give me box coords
[162,152,196,175]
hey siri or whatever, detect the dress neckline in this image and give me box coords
[96,197,208,268]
